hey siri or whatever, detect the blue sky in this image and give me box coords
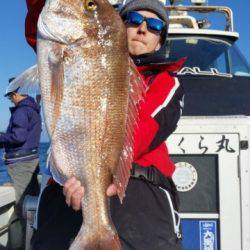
[0,0,250,142]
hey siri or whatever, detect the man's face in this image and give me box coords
[8,93,20,106]
[126,10,162,56]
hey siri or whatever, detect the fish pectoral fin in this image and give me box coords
[5,65,40,97]
[48,148,67,185]
[113,58,146,203]
[48,46,65,136]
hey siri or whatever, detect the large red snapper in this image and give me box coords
[35,0,144,249]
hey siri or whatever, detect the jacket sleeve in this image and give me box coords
[133,73,184,160]
[0,109,29,144]
[25,0,46,51]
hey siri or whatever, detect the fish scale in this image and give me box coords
[36,0,144,249]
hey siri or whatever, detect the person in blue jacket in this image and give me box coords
[0,81,42,250]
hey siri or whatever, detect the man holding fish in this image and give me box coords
[23,0,184,249]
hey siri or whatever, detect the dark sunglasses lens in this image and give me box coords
[147,18,164,32]
[127,11,143,25]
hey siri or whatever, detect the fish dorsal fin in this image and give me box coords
[114,58,146,203]
[6,65,40,97]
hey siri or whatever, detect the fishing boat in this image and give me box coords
[0,186,15,248]
[165,0,250,249]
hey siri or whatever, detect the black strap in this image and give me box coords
[131,163,180,210]
[131,163,161,186]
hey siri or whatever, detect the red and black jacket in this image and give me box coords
[132,56,185,177]
[25,0,185,178]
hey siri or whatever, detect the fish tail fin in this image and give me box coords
[69,224,121,250]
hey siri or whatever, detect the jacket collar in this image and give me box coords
[9,97,28,113]
[9,96,40,114]
[131,52,186,75]
[136,57,187,75]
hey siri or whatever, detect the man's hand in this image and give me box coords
[106,184,118,196]
[63,177,84,211]
[63,177,118,211]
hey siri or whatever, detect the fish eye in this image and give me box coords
[84,0,97,11]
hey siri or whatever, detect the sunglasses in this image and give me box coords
[125,11,165,33]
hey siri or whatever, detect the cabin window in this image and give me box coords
[166,37,250,77]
